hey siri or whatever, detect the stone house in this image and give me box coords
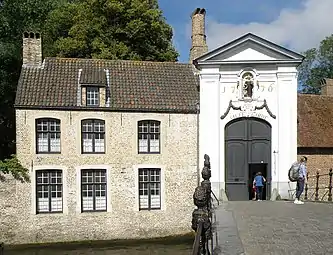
[1,7,333,245]
[2,31,200,244]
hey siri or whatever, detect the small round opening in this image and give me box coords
[23,32,29,38]
[35,33,40,39]
[29,32,34,38]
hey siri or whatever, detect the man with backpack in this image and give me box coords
[294,156,308,204]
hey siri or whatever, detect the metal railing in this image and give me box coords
[288,168,333,201]
[191,154,219,255]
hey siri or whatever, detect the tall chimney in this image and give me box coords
[189,8,208,63]
[22,32,42,67]
[320,78,333,96]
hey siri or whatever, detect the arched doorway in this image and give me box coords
[225,117,271,201]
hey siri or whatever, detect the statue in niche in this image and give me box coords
[242,72,254,98]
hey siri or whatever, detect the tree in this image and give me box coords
[43,0,179,61]
[298,34,333,94]
[0,155,29,182]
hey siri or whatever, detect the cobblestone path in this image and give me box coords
[215,201,333,255]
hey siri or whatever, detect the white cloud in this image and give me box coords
[206,0,333,53]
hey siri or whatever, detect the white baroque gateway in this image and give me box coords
[193,33,304,201]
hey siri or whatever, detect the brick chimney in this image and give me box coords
[189,8,208,63]
[22,32,42,67]
[320,78,333,96]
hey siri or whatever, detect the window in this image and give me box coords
[36,170,63,213]
[138,120,160,153]
[81,119,105,153]
[81,169,107,212]
[36,118,61,153]
[86,87,99,106]
[139,168,161,210]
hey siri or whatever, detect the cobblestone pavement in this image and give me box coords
[217,201,333,255]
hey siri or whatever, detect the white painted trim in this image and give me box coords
[133,164,166,212]
[75,165,112,213]
[198,37,303,62]
[31,165,68,215]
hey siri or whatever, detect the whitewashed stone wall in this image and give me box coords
[199,65,298,199]
[0,109,198,245]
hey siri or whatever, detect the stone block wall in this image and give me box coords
[0,109,198,245]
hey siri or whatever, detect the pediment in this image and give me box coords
[194,33,304,65]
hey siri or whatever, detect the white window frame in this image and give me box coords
[81,119,105,154]
[138,120,161,154]
[133,164,165,211]
[75,165,112,213]
[35,118,61,153]
[31,165,68,215]
[86,86,100,106]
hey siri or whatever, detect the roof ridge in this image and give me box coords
[44,57,192,66]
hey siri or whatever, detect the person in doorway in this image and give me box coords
[294,156,308,205]
[252,183,257,201]
[253,172,266,201]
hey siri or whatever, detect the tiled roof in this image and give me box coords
[297,94,333,147]
[15,58,199,113]
[15,58,332,147]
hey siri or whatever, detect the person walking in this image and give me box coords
[253,172,266,201]
[294,156,307,204]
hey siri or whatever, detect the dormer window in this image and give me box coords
[79,68,108,107]
[86,87,99,107]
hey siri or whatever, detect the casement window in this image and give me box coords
[81,169,107,212]
[139,168,161,210]
[81,119,105,153]
[138,120,160,153]
[36,118,61,153]
[86,87,99,106]
[36,170,63,213]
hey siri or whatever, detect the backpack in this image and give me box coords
[288,162,300,182]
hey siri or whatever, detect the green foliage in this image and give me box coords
[43,0,178,61]
[0,154,30,182]
[298,34,333,94]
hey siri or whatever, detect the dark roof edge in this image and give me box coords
[14,105,197,114]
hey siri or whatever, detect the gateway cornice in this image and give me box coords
[195,59,303,66]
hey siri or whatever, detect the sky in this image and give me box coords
[159,0,333,63]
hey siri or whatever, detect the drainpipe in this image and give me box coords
[196,102,200,186]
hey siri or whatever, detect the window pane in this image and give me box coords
[49,120,60,132]
[83,133,93,152]
[94,135,105,153]
[37,133,49,152]
[139,139,148,153]
[82,171,93,183]
[94,121,105,132]
[150,138,160,153]
[82,121,93,132]
[50,133,61,152]
[37,120,48,131]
